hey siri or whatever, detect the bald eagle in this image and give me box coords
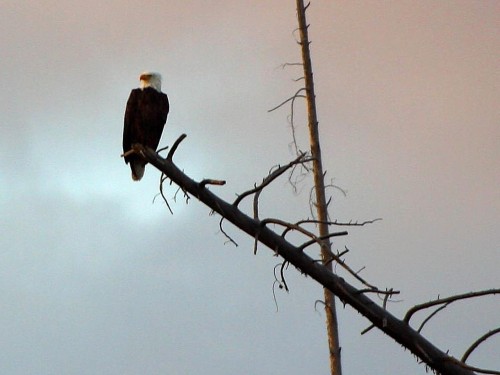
[123,72,170,181]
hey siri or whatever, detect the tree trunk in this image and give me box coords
[295,1,342,374]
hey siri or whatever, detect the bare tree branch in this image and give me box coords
[156,145,170,154]
[274,262,290,292]
[277,62,304,69]
[219,217,238,247]
[268,88,306,113]
[452,364,500,375]
[136,141,480,375]
[361,290,394,335]
[417,304,448,333]
[262,218,320,241]
[233,153,310,208]
[282,218,382,238]
[166,133,187,160]
[462,328,500,364]
[172,185,190,205]
[404,289,500,325]
[200,179,226,188]
[261,218,394,296]
[298,231,348,251]
[158,173,174,214]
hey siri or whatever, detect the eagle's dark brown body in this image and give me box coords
[123,87,169,180]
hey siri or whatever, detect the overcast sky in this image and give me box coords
[1,1,498,374]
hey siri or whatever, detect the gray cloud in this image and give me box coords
[1,1,498,374]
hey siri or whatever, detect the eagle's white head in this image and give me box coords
[139,72,162,92]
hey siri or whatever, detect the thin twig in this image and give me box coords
[404,289,500,324]
[167,133,187,160]
[200,179,226,188]
[272,280,281,312]
[262,218,318,240]
[158,173,174,215]
[121,149,135,158]
[273,262,290,292]
[361,291,395,334]
[172,185,190,205]
[461,327,500,363]
[157,145,169,154]
[264,218,395,294]
[234,153,310,207]
[314,299,326,313]
[287,156,311,191]
[280,262,290,292]
[277,62,304,69]
[268,88,306,113]
[219,217,238,247]
[298,231,348,251]
[417,304,449,333]
[337,247,349,258]
[360,324,375,335]
[449,362,500,375]
[354,288,399,297]
[282,218,382,237]
[287,96,303,156]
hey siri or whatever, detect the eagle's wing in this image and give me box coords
[160,93,170,124]
[123,89,139,164]
[146,92,170,151]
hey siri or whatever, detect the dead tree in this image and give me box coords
[126,140,499,375]
[122,4,498,375]
[296,1,341,373]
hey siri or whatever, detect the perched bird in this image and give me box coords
[123,72,170,181]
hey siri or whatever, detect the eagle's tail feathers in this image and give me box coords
[131,161,146,181]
